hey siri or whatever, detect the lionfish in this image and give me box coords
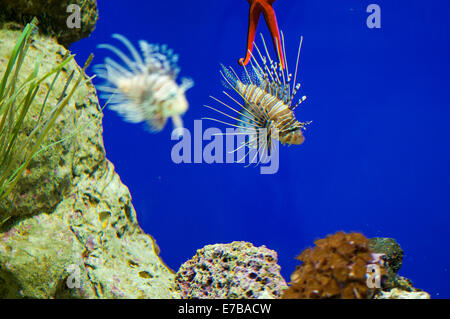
[204,32,311,164]
[94,34,194,132]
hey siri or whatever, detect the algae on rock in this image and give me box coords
[0,25,178,298]
[0,23,92,223]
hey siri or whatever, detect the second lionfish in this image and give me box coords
[94,34,193,132]
[204,32,311,164]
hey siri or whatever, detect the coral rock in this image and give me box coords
[175,241,287,299]
[0,27,96,222]
[369,237,424,293]
[0,28,177,299]
[0,0,98,47]
[283,232,383,299]
[375,288,430,299]
[369,237,403,273]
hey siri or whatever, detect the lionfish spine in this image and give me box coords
[205,32,311,164]
[94,34,194,132]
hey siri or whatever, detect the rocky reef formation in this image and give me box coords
[369,237,429,298]
[173,235,430,300]
[0,24,177,298]
[0,0,98,47]
[175,241,287,299]
[281,233,430,299]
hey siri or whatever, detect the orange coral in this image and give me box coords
[283,232,384,299]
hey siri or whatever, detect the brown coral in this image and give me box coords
[283,232,384,299]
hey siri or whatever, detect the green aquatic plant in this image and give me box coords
[0,18,93,203]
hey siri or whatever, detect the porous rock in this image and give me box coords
[0,27,177,299]
[175,241,287,299]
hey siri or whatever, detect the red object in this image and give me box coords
[239,0,285,69]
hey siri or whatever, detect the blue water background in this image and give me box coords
[71,0,450,298]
